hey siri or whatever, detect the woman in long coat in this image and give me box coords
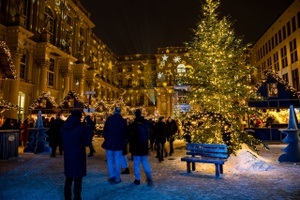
[60,110,92,200]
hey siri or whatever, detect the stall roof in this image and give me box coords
[249,69,300,108]
[59,90,88,112]
[28,92,59,114]
[0,99,18,114]
[0,41,17,80]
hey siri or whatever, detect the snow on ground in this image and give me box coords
[1,138,300,200]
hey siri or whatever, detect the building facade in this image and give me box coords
[250,0,300,88]
[0,0,191,121]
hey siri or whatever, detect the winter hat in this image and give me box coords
[135,109,142,117]
[114,107,121,114]
[71,109,82,119]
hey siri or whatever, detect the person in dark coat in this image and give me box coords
[154,116,169,162]
[166,116,178,156]
[129,109,153,186]
[102,107,127,184]
[48,114,65,157]
[60,110,92,200]
[0,118,13,129]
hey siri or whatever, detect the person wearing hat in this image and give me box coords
[102,107,128,184]
[129,109,153,186]
[60,109,93,200]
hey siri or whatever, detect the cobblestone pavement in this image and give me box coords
[1,138,300,200]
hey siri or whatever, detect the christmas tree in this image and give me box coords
[180,0,261,154]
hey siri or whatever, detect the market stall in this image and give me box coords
[59,90,88,115]
[248,69,300,142]
[25,92,59,153]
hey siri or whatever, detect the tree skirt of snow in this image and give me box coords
[227,144,273,173]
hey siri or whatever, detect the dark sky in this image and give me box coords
[81,0,294,56]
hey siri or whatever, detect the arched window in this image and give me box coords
[44,7,55,44]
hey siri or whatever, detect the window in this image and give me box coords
[278,30,282,43]
[280,46,288,68]
[177,64,186,74]
[261,61,266,71]
[271,36,274,49]
[22,0,29,27]
[66,15,72,25]
[80,27,84,36]
[267,57,272,69]
[283,73,288,82]
[287,21,291,36]
[139,79,144,87]
[48,58,55,87]
[292,69,299,91]
[127,66,132,72]
[127,78,132,87]
[118,79,123,87]
[151,65,156,71]
[136,94,144,106]
[273,52,280,71]
[282,25,286,40]
[20,54,26,79]
[292,16,296,32]
[118,66,122,73]
[297,11,300,28]
[290,39,298,64]
[275,33,278,46]
[44,7,55,44]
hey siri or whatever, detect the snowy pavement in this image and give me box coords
[1,138,300,200]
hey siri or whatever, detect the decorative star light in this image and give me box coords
[157,72,165,80]
[162,54,168,61]
[125,74,130,79]
[108,61,113,70]
[173,56,181,63]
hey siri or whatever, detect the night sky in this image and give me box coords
[80,0,294,56]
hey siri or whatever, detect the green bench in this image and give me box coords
[181,143,229,178]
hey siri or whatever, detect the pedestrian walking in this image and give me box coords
[154,116,169,162]
[85,115,96,157]
[129,109,153,186]
[48,114,64,157]
[60,110,93,200]
[101,107,128,184]
[166,116,178,156]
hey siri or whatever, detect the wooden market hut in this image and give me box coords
[248,69,300,142]
[28,91,59,115]
[28,91,60,116]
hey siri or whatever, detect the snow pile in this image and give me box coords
[227,144,273,173]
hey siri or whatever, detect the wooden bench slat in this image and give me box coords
[181,156,226,164]
[187,143,227,148]
[187,152,228,158]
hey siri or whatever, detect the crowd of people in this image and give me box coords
[101,107,179,186]
[0,108,180,200]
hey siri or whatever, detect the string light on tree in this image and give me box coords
[180,0,261,154]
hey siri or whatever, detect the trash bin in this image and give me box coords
[0,129,19,159]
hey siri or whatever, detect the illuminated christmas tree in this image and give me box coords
[181,0,260,153]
